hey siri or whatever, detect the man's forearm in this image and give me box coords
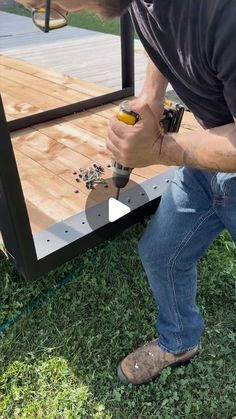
[140,59,168,102]
[159,122,236,172]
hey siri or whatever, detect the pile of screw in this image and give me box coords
[75,164,108,190]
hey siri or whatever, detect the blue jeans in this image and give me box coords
[138,167,236,354]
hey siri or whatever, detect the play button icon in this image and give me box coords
[84,176,149,235]
[108,198,131,222]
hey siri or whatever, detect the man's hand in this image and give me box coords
[130,95,164,125]
[107,104,163,168]
[106,58,168,169]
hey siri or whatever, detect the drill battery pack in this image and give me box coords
[161,100,185,134]
[117,99,185,134]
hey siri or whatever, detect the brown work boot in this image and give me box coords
[117,340,198,385]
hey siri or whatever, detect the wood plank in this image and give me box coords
[34,113,164,179]
[12,131,171,233]
[1,91,42,120]
[12,125,146,199]
[1,55,111,97]
[12,127,114,200]
[90,102,120,120]
[14,149,96,228]
[0,77,65,111]
[64,111,110,139]
[26,200,56,233]
[31,119,148,182]
[63,112,174,178]
[0,64,90,104]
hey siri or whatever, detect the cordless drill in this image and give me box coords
[112,100,185,200]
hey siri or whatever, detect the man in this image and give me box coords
[18,0,236,385]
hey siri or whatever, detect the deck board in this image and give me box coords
[0,55,113,120]
[1,56,200,233]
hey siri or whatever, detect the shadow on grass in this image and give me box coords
[0,225,236,418]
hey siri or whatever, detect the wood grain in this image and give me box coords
[0,57,199,234]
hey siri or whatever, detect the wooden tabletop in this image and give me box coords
[0,55,200,233]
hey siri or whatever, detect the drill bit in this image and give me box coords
[115,188,120,200]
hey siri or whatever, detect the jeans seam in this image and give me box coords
[167,206,216,351]
[158,341,198,355]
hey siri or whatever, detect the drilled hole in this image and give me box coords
[73,172,77,175]
[153,185,158,190]
[74,190,79,194]
[141,192,145,196]
[65,230,68,233]
[47,239,50,242]
[127,198,131,203]
[82,222,85,225]
[98,214,101,217]
[104,185,108,189]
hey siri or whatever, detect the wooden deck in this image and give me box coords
[1,56,200,234]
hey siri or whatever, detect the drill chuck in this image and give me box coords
[112,162,132,189]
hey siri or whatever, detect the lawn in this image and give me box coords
[0,223,236,418]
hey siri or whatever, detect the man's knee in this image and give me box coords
[138,223,170,268]
[138,217,196,274]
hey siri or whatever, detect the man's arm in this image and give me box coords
[138,59,168,103]
[159,121,236,172]
[108,106,236,172]
[131,59,236,172]
[131,59,168,122]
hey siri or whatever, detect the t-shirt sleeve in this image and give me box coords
[213,12,236,119]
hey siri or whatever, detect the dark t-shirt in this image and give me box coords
[130,0,236,128]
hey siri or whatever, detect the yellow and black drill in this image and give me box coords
[112,100,185,200]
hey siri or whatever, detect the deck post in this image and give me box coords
[0,96,38,277]
[120,12,135,94]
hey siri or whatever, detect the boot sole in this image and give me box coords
[117,350,199,385]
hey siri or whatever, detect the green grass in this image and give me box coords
[3,5,121,36]
[0,224,236,418]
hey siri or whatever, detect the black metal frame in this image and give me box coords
[0,14,174,279]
